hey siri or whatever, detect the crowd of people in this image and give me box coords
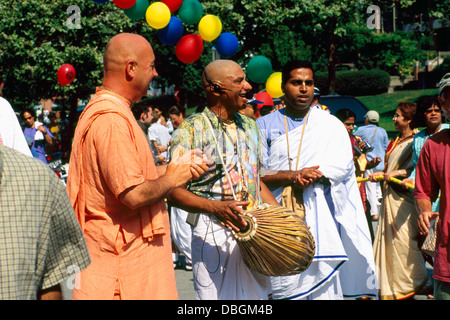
[1,32,450,301]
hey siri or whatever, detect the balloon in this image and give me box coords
[162,0,183,12]
[175,34,203,64]
[198,15,222,42]
[247,56,273,84]
[92,0,109,3]
[113,0,136,9]
[254,91,274,106]
[157,16,183,45]
[265,72,283,98]
[178,0,203,25]
[124,0,149,19]
[57,64,76,86]
[215,32,239,58]
[146,2,171,29]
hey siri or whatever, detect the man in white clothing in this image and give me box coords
[256,60,378,300]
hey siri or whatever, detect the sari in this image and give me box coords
[373,133,429,299]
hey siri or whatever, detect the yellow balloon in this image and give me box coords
[266,72,283,98]
[146,2,171,29]
[198,15,222,42]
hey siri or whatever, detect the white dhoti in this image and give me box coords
[170,206,192,264]
[191,213,269,300]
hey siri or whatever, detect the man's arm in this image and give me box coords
[38,284,62,300]
[119,155,209,211]
[261,166,323,189]
[167,188,249,232]
[416,198,439,236]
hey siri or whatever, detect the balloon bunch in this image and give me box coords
[95,0,239,64]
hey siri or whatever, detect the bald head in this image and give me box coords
[202,59,242,89]
[102,33,157,102]
[104,33,152,73]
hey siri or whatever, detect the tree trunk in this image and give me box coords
[327,31,337,95]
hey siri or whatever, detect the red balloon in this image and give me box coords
[113,0,136,9]
[162,0,183,12]
[57,64,76,86]
[254,91,274,106]
[175,34,203,64]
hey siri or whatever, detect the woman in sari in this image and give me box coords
[369,102,429,299]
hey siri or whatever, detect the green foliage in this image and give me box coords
[315,69,391,96]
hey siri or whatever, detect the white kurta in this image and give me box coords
[258,107,378,300]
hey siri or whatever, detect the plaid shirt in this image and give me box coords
[0,145,90,299]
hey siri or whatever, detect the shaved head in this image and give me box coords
[102,33,158,102]
[202,59,242,88]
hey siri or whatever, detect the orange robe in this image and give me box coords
[67,88,178,300]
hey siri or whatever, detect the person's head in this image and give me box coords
[132,101,153,127]
[102,33,158,103]
[335,108,356,136]
[438,73,450,118]
[411,95,443,129]
[365,110,379,125]
[238,103,257,120]
[393,102,417,131]
[311,87,320,105]
[168,105,186,128]
[21,108,36,128]
[281,60,315,114]
[48,112,57,124]
[150,110,160,124]
[202,59,252,112]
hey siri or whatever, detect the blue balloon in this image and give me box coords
[215,33,239,58]
[157,17,184,46]
[92,0,109,3]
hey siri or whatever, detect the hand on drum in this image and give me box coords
[212,200,250,232]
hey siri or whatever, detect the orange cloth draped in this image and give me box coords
[67,87,177,299]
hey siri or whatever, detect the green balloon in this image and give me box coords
[124,0,149,20]
[247,56,272,83]
[178,0,203,25]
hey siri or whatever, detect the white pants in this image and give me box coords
[364,168,381,216]
[298,272,343,300]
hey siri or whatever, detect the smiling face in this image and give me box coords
[282,68,315,115]
[393,108,411,131]
[219,64,252,111]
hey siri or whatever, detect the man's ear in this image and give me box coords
[125,60,137,79]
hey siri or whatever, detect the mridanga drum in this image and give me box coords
[232,204,315,277]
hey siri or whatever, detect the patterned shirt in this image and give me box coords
[170,107,263,209]
[0,145,90,299]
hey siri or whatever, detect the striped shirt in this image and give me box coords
[0,145,90,299]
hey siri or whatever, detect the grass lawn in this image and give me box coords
[357,88,439,138]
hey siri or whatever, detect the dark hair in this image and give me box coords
[335,108,356,122]
[397,102,417,128]
[168,105,185,118]
[335,108,356,123]
[282,60,315,86]
[410,95,442,128]
[21,107,36,119]
[132,101,152,120]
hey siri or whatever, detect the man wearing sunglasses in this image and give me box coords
[256,59,378,300]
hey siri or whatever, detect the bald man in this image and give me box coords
[168,60,278,300]
[66,33,208,300]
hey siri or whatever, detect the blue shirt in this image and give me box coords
[354,124,389,171]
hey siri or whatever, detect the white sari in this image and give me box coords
[263,107,378,299]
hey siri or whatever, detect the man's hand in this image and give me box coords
[418,211,439,236]
[293,165,323,188]
[211,200,250,232]
[170,149,213,183]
